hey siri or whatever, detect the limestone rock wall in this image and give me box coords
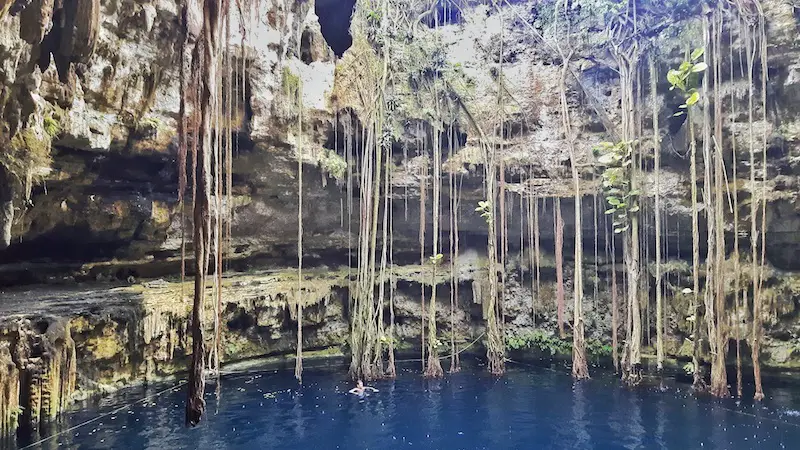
[0,340,20,436]
[0,317,76,435]
[0,247,608,427]
[2,0,795,282]
[0,269,354,434]
[0,0,343,274]
[0,0,796,280]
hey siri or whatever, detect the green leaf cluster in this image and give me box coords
[282,67,301,105]
[667,48,706,117]
[138,115,164,131]
[43,111,62,138]
[428,253,444,266]
[586,339,614,358]
[366,8,382,25]
[318,149,348,181]
[3,128,53,186]
[506,331,612,358]
[594,140,639,234]
[505,330,572,355]
[475,200,492,224]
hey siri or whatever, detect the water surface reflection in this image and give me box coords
[11,364,800,450]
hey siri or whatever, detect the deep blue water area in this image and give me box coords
[11,362,800,450]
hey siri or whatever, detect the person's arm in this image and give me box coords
[348,388,360,394]
[366,387,379,392]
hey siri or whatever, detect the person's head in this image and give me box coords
[357,380,364,388]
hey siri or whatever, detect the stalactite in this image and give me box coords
[0,342,20,436]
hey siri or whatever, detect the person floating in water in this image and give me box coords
[349,380,379,397]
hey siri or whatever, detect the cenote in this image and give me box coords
[9,362,800,450]
[3,0,800,448]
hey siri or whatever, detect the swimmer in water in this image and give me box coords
[349,380,379,397]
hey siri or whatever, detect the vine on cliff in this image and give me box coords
[667,46,705,391]
[608,8,643,385]
[178,0,233,426]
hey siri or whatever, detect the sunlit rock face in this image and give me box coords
[0,0,800,436]
[0,0,347,275]
[2,0,794,280]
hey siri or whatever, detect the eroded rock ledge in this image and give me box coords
[0,260,489,435]
[3,253,800,435]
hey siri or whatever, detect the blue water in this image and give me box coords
[12,362,800,449]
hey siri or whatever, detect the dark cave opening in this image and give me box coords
[300,29,315,64]
[316,0,356,57]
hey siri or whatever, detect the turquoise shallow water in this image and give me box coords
[10,362,800,449]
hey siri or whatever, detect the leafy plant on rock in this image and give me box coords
[667,47,706,392]
[667,48,706,116]
[475,200,493,224]
[594,140,639,235]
